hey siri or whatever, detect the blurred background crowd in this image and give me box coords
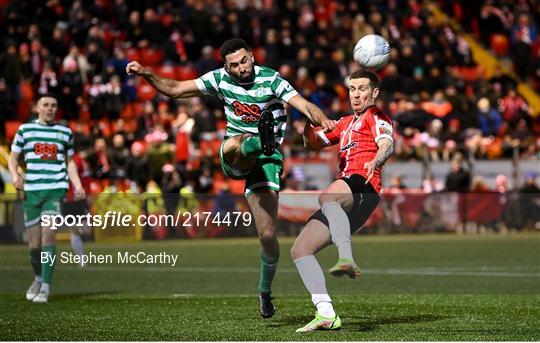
[0,0,538,200]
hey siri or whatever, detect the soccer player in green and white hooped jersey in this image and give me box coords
[127,38,335,318]
[8,93,85,303]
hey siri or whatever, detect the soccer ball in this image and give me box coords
[353,34,391,70]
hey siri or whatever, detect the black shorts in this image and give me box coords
[308,174,380,234]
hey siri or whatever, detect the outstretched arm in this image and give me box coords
[126,61,202,99]
[364,137,394,184]
[287,94,336,132]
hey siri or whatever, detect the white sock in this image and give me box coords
[35,276,43,283]
[41,283,50,293]
[321,202,353,260]
[294,255,334,313]
[70,233,84,257]
[316,301,336,318]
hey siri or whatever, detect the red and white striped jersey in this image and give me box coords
[319,106,393,193]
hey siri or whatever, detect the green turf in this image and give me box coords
[1,233,539,340]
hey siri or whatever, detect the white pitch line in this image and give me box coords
[0,265,539,277]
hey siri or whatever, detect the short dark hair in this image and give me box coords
[219,38,250,59]
[350,69,380,89]
[36,93,58,102]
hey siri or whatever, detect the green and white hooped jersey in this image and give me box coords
[11,120,74,191]
[195,65,298,145]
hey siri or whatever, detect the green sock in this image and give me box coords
[29,248,42,277]
[41,245,56,284]
[258,251,279,293]
[240,136,263,158]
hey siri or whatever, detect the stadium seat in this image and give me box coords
[176,65,198,80]
[459,65,484,82]
[5,120,21,142]
[139,48,163,66]
[137,84,157,102]
[160,14,172,27]
[227,179,245,195]
[68,120,89,135]
[79,103,90,121]
[189,157,200,170]
[213,171,224,181]
[124,119,138,133]
[102,29,114,48]
[212,48,222,62]
[212,179,225,194]
[253,47,266,64]
[490,34,509,56]
[120,101,142,120]
[126,48,140,62]
[216,120,227,134]
[210,139,221,155]
[17,81,34,120]
[92,119,112,137]
[89,179,103,194]
[156,65,176,79]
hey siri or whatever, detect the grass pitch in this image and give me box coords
[0,233,539,340]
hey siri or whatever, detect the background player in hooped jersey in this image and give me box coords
[62,150,93,267]
[8,93,85,303]
[126,38,335,318]
[291,69,394,332]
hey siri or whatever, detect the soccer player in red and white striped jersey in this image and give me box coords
[292,69,394,332]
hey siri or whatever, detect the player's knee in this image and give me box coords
[318,193,342,207]
[290,241,312,260]
[223,134,251,154]
[258,227,276,244]
[41,230,56,245]
[28,240,41,250]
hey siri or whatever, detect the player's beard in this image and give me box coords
[354,97,375,115]
[230,67,255,85]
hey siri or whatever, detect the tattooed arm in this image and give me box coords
[364,137,394,184]
[126,61,202,98]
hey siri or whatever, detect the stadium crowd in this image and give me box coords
[0,0,539,196]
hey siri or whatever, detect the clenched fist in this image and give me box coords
[126,61,145,76]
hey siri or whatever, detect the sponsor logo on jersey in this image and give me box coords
[340,141,358,152]
[34,143,58,161]
[378,120,393,136]
[232,101,262,123]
